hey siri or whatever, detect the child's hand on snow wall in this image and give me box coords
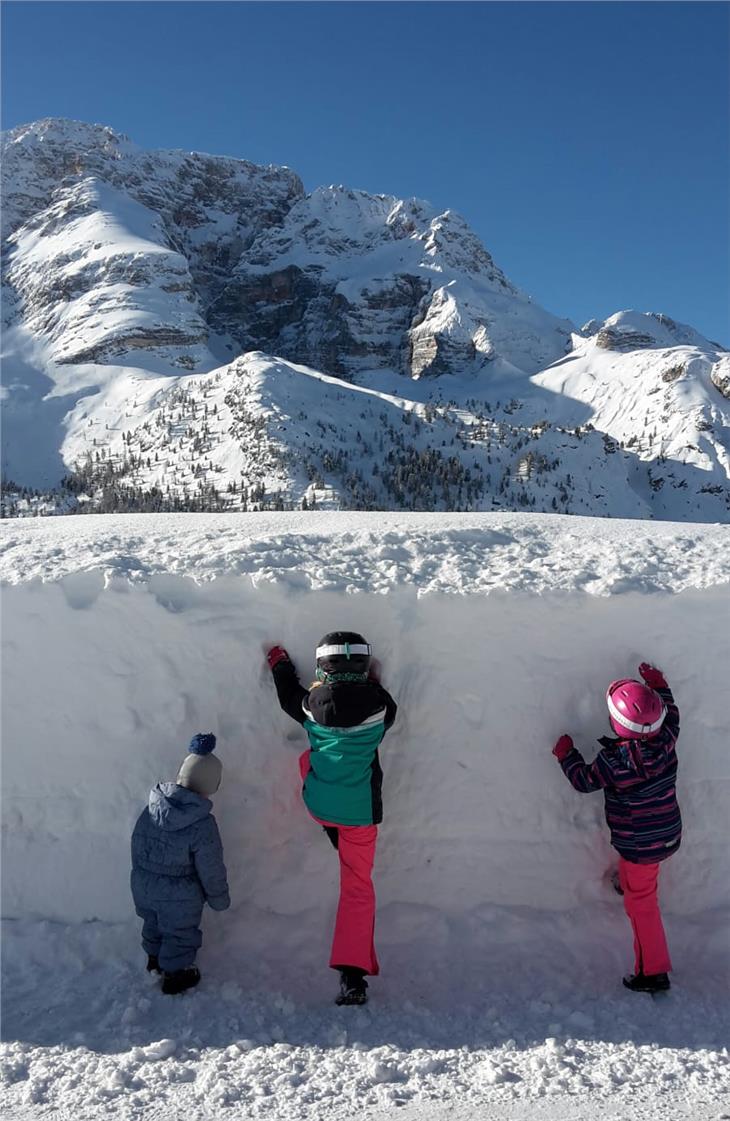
[552,735,574,761]
[639,663,667,689]
[266,646,290,670]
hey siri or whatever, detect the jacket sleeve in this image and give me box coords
[379,686,398,731]
[271,659,308,726]
[559,746,614,793]
[656,683,679,742]
[192,816,230,910]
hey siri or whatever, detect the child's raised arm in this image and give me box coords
[639,663,679,740]
[267,646,308,726]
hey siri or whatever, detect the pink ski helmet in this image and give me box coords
[606,678,666,739]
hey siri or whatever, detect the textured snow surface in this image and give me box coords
[2,510,730,592]
[2,918,728,1121]
[2,513,729,1120]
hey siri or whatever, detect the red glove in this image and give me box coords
[266,646,290,670]
[639,663,667,689]
[552,735,574,761]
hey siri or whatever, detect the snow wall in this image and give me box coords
[2,514,729,981]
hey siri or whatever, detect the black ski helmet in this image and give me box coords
[315,631,372,680]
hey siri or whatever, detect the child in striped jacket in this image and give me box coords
[553,663,681,993]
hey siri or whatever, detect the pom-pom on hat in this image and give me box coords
[189,733,217,755]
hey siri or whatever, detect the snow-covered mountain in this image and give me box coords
[1,118,728,519]
[210,185,574,379]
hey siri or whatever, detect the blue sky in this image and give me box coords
[3,1,728,344]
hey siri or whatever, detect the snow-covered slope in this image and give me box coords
[1,118,728,520]
[530,312,730,519]
[7,342,726,520]
[2,513,729,1120]
[5,177,211,367]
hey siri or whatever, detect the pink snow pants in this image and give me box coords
[299,751,380,976]
[619,857,672,975]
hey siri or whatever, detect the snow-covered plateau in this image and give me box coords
[2,118,729,521]
[1,512,729,1120]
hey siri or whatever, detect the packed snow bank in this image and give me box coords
[2,510,730,590]
[2,513,729,1120]
[2,514,729,945]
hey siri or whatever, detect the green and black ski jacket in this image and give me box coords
[271,659,397,826]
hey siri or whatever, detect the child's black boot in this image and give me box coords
[335,967,368,1006]
[162,967,201,995]
[622,972,670,993]
[146,955,162,974]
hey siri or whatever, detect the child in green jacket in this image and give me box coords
[267,631,397,1005]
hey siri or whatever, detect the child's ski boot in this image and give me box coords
[335,967,368,1006]
[162,967,201,995]
[146,955,162,974]
[622,972,670,993]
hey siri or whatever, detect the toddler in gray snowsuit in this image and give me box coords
[131,734,230,994]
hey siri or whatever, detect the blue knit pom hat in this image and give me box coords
[177,733,221,796]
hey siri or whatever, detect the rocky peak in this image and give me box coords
[5,175,207,366]
[585,310,722,353]
[1,119,137,239]
[210,183,571,379]
[2,117,305,312]
[3,119,575,382]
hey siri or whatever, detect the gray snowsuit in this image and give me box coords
[131,782,230,972]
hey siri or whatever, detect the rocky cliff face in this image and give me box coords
[5,176,209,367]
[588,310,719,354]
[2,118,304,361]
[710,355,730,400]
[2,119,572,380]
[210,187,573,379]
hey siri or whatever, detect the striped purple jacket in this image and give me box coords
[559,685,681,864]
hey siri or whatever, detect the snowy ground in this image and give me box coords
[2,510,730,592]
[2,916,728,1121]
[2,513,729,1120]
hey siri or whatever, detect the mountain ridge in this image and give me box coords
[1,118,728,520]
